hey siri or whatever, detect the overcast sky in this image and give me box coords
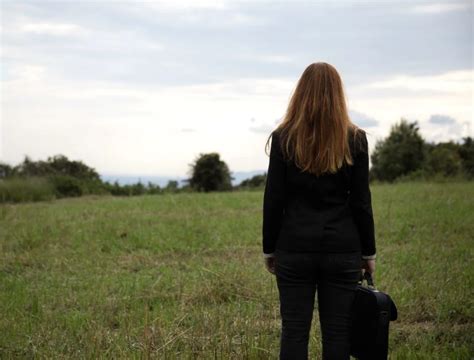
[1,0,472,178]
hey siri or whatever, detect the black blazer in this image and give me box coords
[262,128,376,258]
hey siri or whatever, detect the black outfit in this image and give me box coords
[275,249,361,359]
[262,128,376,257]
[261,128,376,360]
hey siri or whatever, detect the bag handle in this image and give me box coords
[359,271,399,321]
[359,270,376,289]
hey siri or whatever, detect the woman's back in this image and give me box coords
[262,126,376,258]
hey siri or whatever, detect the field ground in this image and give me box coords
[1,182,473,359]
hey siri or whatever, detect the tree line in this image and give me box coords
[0,152,242,203]
[369,119,473,181]
[1,118,472,203]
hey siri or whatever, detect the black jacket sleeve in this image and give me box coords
[262,131,286,254]
[349,130,376,257]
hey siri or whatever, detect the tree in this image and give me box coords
[187,153,233,192]
[46,154,101,180]
[13,154,100,181]
[370,119,426,181]
[147,181,162,195]
[131,180,146,196]
[14,155,53,177]
[425,142,462,177]
[165,180,179,193]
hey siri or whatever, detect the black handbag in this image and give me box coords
[350,271,398,359]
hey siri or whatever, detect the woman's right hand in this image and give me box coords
[361,259,376,275]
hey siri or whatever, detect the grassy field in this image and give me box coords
[0,182,473,359]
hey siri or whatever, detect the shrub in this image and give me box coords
[0,177,55,203]
[48,175,84,198]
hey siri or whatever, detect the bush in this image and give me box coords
[81,179,110,195]
[48,175,84,198]
[238,174,266,189]
[0,177,55,203]
[426,145,462,177]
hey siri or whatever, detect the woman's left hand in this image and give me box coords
[264,256,276,275]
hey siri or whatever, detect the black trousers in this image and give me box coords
[274,248,362,360]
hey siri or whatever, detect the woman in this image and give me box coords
[262,62,376,360]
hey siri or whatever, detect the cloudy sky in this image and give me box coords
[1,0,472,180]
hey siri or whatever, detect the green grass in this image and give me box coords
[0,182,473,359]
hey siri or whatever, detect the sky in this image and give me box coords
[1,0,473,182]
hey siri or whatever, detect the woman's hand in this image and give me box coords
[264,256,276,275]
[361,259,376,275]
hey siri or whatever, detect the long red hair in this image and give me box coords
[266,62,361,176]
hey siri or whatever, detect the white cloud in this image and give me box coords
[140,0,229,11]
[423,120,467,143]
[19,22,88,36]
[347,69,473,144]
[249,54,296,64]
[249,121,279,134]
[1,64,295,174]
[159,9,263,27]
[364,69,473,94]
[7,64,47,82]
[410,2,471,14]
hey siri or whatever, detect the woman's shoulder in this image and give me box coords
[271,127,286,149]
[271,127,283,140]
[348,126,368,156]
[269,128,286,161]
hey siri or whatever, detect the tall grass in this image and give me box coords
[0,177,55,203]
